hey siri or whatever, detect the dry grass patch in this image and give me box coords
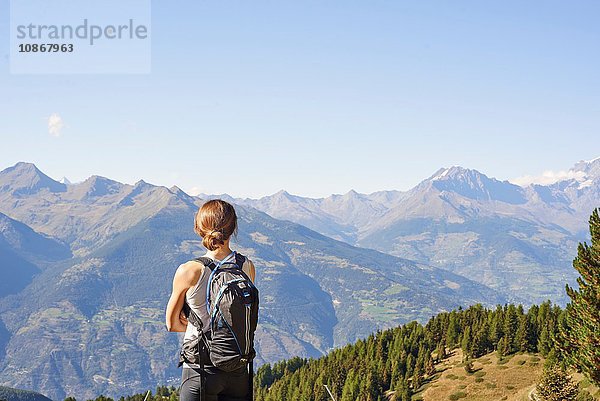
[420,348,546,401]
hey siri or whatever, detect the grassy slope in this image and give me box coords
[414,348,599,401]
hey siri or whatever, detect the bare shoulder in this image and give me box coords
[242,257,256,282]
[174,260,203,286]
[244,258,256,270]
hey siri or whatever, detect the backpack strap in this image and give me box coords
[181,300,210,391]
[195,252,244,269]
[192,256,217,320]
[195,256,216,271]
[235,253,246,270]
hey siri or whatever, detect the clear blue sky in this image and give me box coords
[1,1,598,197]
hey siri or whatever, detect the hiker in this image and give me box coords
[165,199,259,401]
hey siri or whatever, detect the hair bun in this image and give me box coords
[202,229,225,251]
[209,230,224,241]
[194,199,238,251]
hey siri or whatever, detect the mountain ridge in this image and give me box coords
[217,158,599,305]
[0,162,66,195]
[0,162,506,400]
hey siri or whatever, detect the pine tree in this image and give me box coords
[392,379,410,401]
[460,326,472,358]
[425,353,436,376]
[472,322,490,357]
[515,314,528,352]
[411,370,422,391]
[559,208,600,386]
[497,336,509,358]
[524,310,539,352]
[489,305,504,346]
[538,325,552,356]
[435,341,446,362]
[446,313,460,348]
[257,363,274,388]
[536,364,578,401]
[341,369,359,401]
[405,354,415,379]
[503,304,519,354]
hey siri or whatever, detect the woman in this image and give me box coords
[166,199,256,401]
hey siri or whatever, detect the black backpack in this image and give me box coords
[180,252,259,373]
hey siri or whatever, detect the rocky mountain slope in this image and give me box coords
[0,163,504,400]
[0,211,71,298]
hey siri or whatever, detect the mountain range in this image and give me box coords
[231,158,599,305]
[0,162,509,400]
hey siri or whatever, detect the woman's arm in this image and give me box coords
[165,262,199,332]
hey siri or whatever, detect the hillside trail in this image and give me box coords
[527,386,538,401]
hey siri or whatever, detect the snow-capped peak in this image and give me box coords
[423,166,526,204]
[430,166,468,181]
[572,157,600,178]
[511,156,599,188]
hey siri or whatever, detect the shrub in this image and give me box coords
[448,391,467,400]
[464,361,474,374]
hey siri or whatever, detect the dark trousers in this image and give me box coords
[180,365,250,401]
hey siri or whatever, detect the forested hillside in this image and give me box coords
[0,386,52,401]
[253,301,565,401]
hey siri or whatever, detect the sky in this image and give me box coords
[0,0,599,198]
